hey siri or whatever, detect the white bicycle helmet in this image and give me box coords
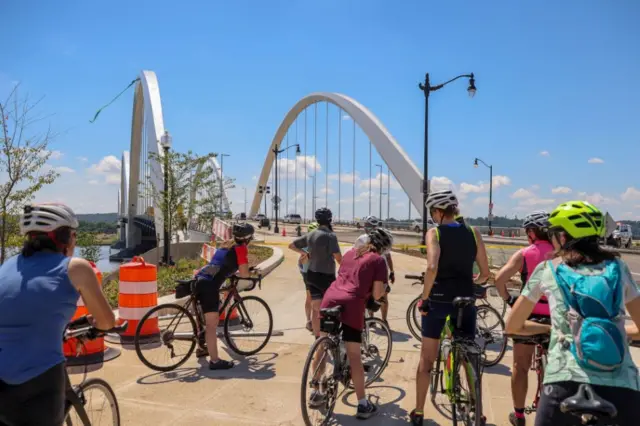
[425,190,459,210]
[522,210,549,229]
[20,203,79,235]
[369,228,394,252]
[363,215,381,230]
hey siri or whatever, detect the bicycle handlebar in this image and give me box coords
[229,274,263,290]
[64,316,129,341]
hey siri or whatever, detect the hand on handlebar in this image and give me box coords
[506,295,518,307]
[418,299,430,314]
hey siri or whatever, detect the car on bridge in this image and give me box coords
[411,218,436,233]
[283,214,302,224]
[607,223,634,248]
[252,213,266,221]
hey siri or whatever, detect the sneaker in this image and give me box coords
[509,412,525,426]
[308,389,326,408]
[356,400,378,419]
[195,347,208,357]
[409,409,423,425]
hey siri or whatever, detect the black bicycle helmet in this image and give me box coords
[232,222,255,241]
[369,228,393,252]
[315,207,333,222]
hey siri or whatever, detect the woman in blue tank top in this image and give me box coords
[0,203,115,426]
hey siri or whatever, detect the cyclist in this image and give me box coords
[355,216,395,324]
[314,228,392,419]
[289,208,342,338]
[0,203,116,426]
[299,222,319,332]
[505,201,640,426]
[495,210,553,426]
[194,222,255,370]
[410,190,490,425]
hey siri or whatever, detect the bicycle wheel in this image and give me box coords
[300,336,340,426]
[454,351,483,426]
[475,305,507,367]
[65,378,120,425]
[352,317,392,387]
[224,295,273,356]
[478,285,506,316]
[406,296,422,341]
[134,303,198,372]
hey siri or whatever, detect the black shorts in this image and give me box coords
[195,277,222,313]
[341,323,362,344]
[421,300,476,339]
[512,314,551,346]
[0,362,67,426]
[536,381,640,426]
[306,270,336,301]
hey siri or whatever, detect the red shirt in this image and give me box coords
[320,250,388,330]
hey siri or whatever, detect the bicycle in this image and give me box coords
[64,316,128,425]
[405,274,508,367]
[561,383,618,425]
[134,274,273,372]
[300,305,393,426]
[428,297,485,426]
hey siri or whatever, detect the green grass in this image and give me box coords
[102,246,273,309]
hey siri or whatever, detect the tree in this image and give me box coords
[0,85,59,264]
[77,232,101,263]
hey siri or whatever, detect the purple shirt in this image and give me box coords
[320,250,388,330]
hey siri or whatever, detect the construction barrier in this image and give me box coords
[64,261,121,366]
[117,256,159,344]
[212,217,232,241]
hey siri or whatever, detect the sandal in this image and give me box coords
[209,359,234,370]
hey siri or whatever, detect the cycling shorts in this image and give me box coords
[341,323,362,344]
[421,301,476,340]
[306,270,336,301]
[195,277,222,313]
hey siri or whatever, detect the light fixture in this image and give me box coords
[295,144,301,155]
[160,130,172,149]
[467,74,477,98]
[473,158,479,168]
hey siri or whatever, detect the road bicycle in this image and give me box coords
[405,274,508,367]
[64,316,128,425]
[300,306,393,426]
[134,274,273,372]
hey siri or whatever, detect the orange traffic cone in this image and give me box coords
[501,230,504,237]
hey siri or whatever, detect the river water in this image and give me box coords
[73,246,121,273]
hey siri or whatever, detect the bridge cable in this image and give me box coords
[89,77,140,123]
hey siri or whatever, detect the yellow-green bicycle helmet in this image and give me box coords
[307,222,319,232]
[547,200,605,239]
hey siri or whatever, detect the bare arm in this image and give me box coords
[333,252,342,264]
[422,228,440,300]
[288,242,308,256]
[495,250,523,300]
[237,263,250,279]
[505,296,551,335]
[473,227,490,284]
[626,297,640,340]
[68,258,116,330]
[372,280,385,300]
[385,253,394,283]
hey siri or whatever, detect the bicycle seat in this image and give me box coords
[320,306,343,318]
[175,279,194,285]
[560,384,617,419]
[453,297,475,309]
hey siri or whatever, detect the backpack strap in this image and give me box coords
[547,260,575,311]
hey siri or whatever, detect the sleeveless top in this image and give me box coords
[0,252,79,384]
[520,240,554,316]
[430,223,477,303]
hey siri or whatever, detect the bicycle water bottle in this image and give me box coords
[441,337,452,361]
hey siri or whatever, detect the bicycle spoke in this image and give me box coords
[301,337,339,426]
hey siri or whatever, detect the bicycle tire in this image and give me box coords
[478,285,506,316]
[224,295,273,356]
[430,343,443,406]
[476,305,507,367]
[454,351,483,426]
[65,378,120,426]
[134,303,198,372]
[406,296,422,341]
[300,336,340,426]
[347,317,392,388]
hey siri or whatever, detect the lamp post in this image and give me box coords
[418,72,476,246]
[474,158,493,235]
[273,143,301,234]
[375,164,383,219]
[160,130,172,265]
[219,153,230,216]
[258,184,270,217]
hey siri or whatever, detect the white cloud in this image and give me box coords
[577,192,619,206]
[518,197,556,207]
[87,155,121,185]
[39,150,63,160]
[55,166,75,173]
[473,196,489,205]
[276,155,320,178]
[359,172,401,190]
[492,175,511,187]
[328,172,360,183]
[252,176,258,181]
[530,184,540,191]
[621,187,640,201]
[540,151,550,157]
[319,187,335,194]
[342,115,352,121]
[551,186,572,194]
[459,175,510,194]
[76,156,88,163]
[588,157,604,164]
[511,188,535,199]
[430,176,454,191]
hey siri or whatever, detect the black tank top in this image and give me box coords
[429,223,477,302]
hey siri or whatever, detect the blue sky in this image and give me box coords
[2,0,639,220]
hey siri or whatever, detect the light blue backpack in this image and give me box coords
[549,260,626,372]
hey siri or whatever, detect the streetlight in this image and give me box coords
[258,184,270,217]
[474,157,493,236]
[160,130,172,265]
[219,153,230,216]
[273,143,301,234]
[418,72,476,246]
[375,164,383,220]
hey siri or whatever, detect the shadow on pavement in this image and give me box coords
[390,330,413,343]
[135,352,278,385]
[483,363,511,377]
[332,385,409,425]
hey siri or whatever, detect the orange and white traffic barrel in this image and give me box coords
[117,256,159,343]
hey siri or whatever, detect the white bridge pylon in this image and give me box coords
[249,92,423,218]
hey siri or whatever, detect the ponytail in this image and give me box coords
[22,227,73,257]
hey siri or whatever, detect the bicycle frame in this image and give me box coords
[525,343,547,414]
[440,316,477,400]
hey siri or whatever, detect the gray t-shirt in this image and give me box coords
[293,226,341,275]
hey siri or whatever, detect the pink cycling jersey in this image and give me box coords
[520,240,554,316]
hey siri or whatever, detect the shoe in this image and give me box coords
[208,359,234,370]
[356,400,378,419]
[308,389,326,408]
[409,409,423,425]
[305,321,313,332]
[509,412,526,426]
[195,347,208,357]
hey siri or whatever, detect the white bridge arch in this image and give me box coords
[249,92,423,218]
